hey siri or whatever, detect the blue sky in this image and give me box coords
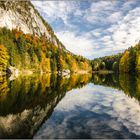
[32,0,140,59]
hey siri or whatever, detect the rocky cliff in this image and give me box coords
[0,1,64,48]
[0,0,91,74]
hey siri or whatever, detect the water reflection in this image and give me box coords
[0,74,91,138]
[0,73,140,138]
[34,73,140,139]
[91,73,140,102]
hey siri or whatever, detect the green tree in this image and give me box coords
[100,62,105,70]
[112,61,119,72]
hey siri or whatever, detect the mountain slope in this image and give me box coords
[0,1,91,74]
[0,1,49,36]
[0,1,63,48]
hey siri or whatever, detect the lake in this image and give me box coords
[0,73,140,138]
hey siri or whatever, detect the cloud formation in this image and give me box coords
[34,84,140,139]
[32,0,140,59]
[56,31,95,58]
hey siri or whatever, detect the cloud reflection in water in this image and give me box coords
[34,83,140,139]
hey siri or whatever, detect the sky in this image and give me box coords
[31,0,140,59]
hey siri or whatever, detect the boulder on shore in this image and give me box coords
[6,66,19,76]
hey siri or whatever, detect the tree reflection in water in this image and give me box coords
[0,73,139,138]
[0,74,92,138]
[91,73,140,102]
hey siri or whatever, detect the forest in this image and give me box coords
[0,26,140,75]
[0,27,91,74]
[91,42,140,74]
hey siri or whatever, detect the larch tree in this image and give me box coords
[0,45,9,71]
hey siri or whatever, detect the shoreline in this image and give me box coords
[0,68,91,77]
[92,70,114,74]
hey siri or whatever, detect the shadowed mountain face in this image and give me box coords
[0,74,91,138]
[0,1,59,46]
[0,0,58,74]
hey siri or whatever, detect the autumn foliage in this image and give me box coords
[91,42,140,75]
[0,45,9,71]
[0,27,91,73]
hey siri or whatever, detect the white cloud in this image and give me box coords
[84,1,117,24]
[32,1,140,59]
[89,1,116,13]
[107,12,123,23]
[101,36,111,42]
[56,30,115,59]
[122,0,138,11]
[74,9,83,16]
[31,1,79,25]
[111,7,140,50]
[56,31,95,58]
[85,3,140,54]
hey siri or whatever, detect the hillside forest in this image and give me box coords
[0,27,91,74]
[0,27,140,75]
[91,42,140,74]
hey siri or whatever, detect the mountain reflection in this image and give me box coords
[0,74,92,138]
[0,73,139,138]
[34,74,140,139]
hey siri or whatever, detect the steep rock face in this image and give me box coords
[0,1,63,48]
[0,1,92,74]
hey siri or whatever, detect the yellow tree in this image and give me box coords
[71,59,78,72]
[119,50,130,73]
[136,50,140,73]
[0,45,9,71]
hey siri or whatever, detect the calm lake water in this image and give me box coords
[0,73,140,138]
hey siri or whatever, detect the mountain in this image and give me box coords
[0,1,91,75]
[0,1,62,48]
[0,73,91,138]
